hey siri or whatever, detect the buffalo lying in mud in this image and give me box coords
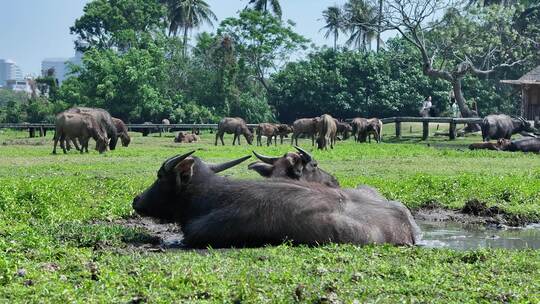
[66,107,119,150]
[132,151,420,248]
[53,112,108,154]
[112,118,131,147]
[316,114,337,150]
[469,137,540,153]
[256,123,278,146]
[291,118,319,146]
[215,117,254,146]
[174,131,199,143]
[248,146,339,187]
[481,114,534,141]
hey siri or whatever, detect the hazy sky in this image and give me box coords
[0,0,391,75]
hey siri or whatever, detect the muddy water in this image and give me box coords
[417,221,540,250]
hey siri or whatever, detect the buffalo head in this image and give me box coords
[132,151,251,221]
[248,146,339,187]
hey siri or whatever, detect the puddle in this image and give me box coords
[417,220,540,250]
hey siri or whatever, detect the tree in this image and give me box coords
[161,0,217,52]
[247,0,282,18]
[320,5,344,50]
[344,0,379,51]
[381,0,534,123]
[218,10,308,92]
[70,0,165,50]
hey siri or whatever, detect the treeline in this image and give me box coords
[0,0,538,124]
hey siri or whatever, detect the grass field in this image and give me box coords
[1,126,539,303]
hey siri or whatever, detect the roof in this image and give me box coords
[501,65,540,85]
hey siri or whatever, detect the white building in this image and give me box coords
[41,48,84,85]
[0,59,24,87]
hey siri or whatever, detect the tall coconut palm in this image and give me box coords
[247,0,282,18]
[343,0,379,51]
[162,0,217,52]
[320,5,344,50]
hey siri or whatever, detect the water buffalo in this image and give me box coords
[291,118,319,146]
[256,123,278,146]
[162,118,170,133]
[112,118,131,147]
[367,118,382,143]
[351,117,369,142]
[334,120,352,140]
[498,137,540,153]
[481,114,534,141]
[274,124,293,144]
[132,152,420,248]
[248,146,339,187]
[66,107,118,150]
[174,131,199,143]
[215,117,254,146]
[316,114,337,150]
[53,112,108,154]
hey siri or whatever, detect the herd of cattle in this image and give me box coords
[51,107,539,154]
[214,115,382,150]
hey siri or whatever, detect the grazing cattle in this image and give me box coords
[256,123,278,146]
[112,118,131,147]
[334,120,352,140]
[66,107,118,150]
[291,118,319,146]
[367,118,382,143]
[274,124,293,144]
[53,112,108,154]
[351,117,369,142]
[249,146,339,187]
[162,119,170,133]
[316,114,337,150]
[215,117,254,146]
[498,137,540,153]
[132,152,421,248]
[481,114,534,141]
[174,131,199,143]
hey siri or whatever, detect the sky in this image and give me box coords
[0,0,393,76]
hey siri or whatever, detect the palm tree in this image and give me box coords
[247,0,282,18]
[343,0,379,51]
[162,0,217,52]
[320,5,344,50]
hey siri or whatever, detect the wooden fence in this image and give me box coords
[0,118,483,141]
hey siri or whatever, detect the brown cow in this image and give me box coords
[316,114,337,150]
[274,124,293,144]
[112,117,131,147]
[174,131,200,143]
[53,112,108,154]
[256,123,278,146]
[215,117,254,146]
[291,118,319,146]
[66,107,118,150]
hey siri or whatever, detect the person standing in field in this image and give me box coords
[451,100,460,118]
[420,96,432,117]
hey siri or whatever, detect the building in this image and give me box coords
[0,59,24,87]
[501,65,540,121]
[41,47,84,85]
[5,78,33,94]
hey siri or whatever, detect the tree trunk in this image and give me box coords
[377,0,383,52]
[453,78,481,132]
[183,26,189,56]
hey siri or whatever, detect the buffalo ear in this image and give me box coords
[175,158,195,185]
[248,162,274,177]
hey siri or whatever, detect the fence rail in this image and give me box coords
[0,117,482,140]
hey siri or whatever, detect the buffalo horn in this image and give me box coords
[294,146,312,162]
[163,150,196,172]
[252,151,280,164]
[209,155,252,173]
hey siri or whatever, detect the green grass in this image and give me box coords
[0,128,539,303]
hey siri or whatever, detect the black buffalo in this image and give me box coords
[481,114,534,141]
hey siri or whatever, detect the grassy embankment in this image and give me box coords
[0,126,539,302]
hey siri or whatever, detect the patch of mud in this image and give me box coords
[414,200,530,227]
[114,216,185,249]
[2,138,49,146]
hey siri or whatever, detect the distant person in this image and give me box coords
[451,100,460,118]
[420,96,432,117]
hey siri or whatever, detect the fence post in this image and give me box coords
[395,119,401,138]
[39,126,44,137]
[449,120,457,140]
[422,121,429,140]
[29,128,35,138]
